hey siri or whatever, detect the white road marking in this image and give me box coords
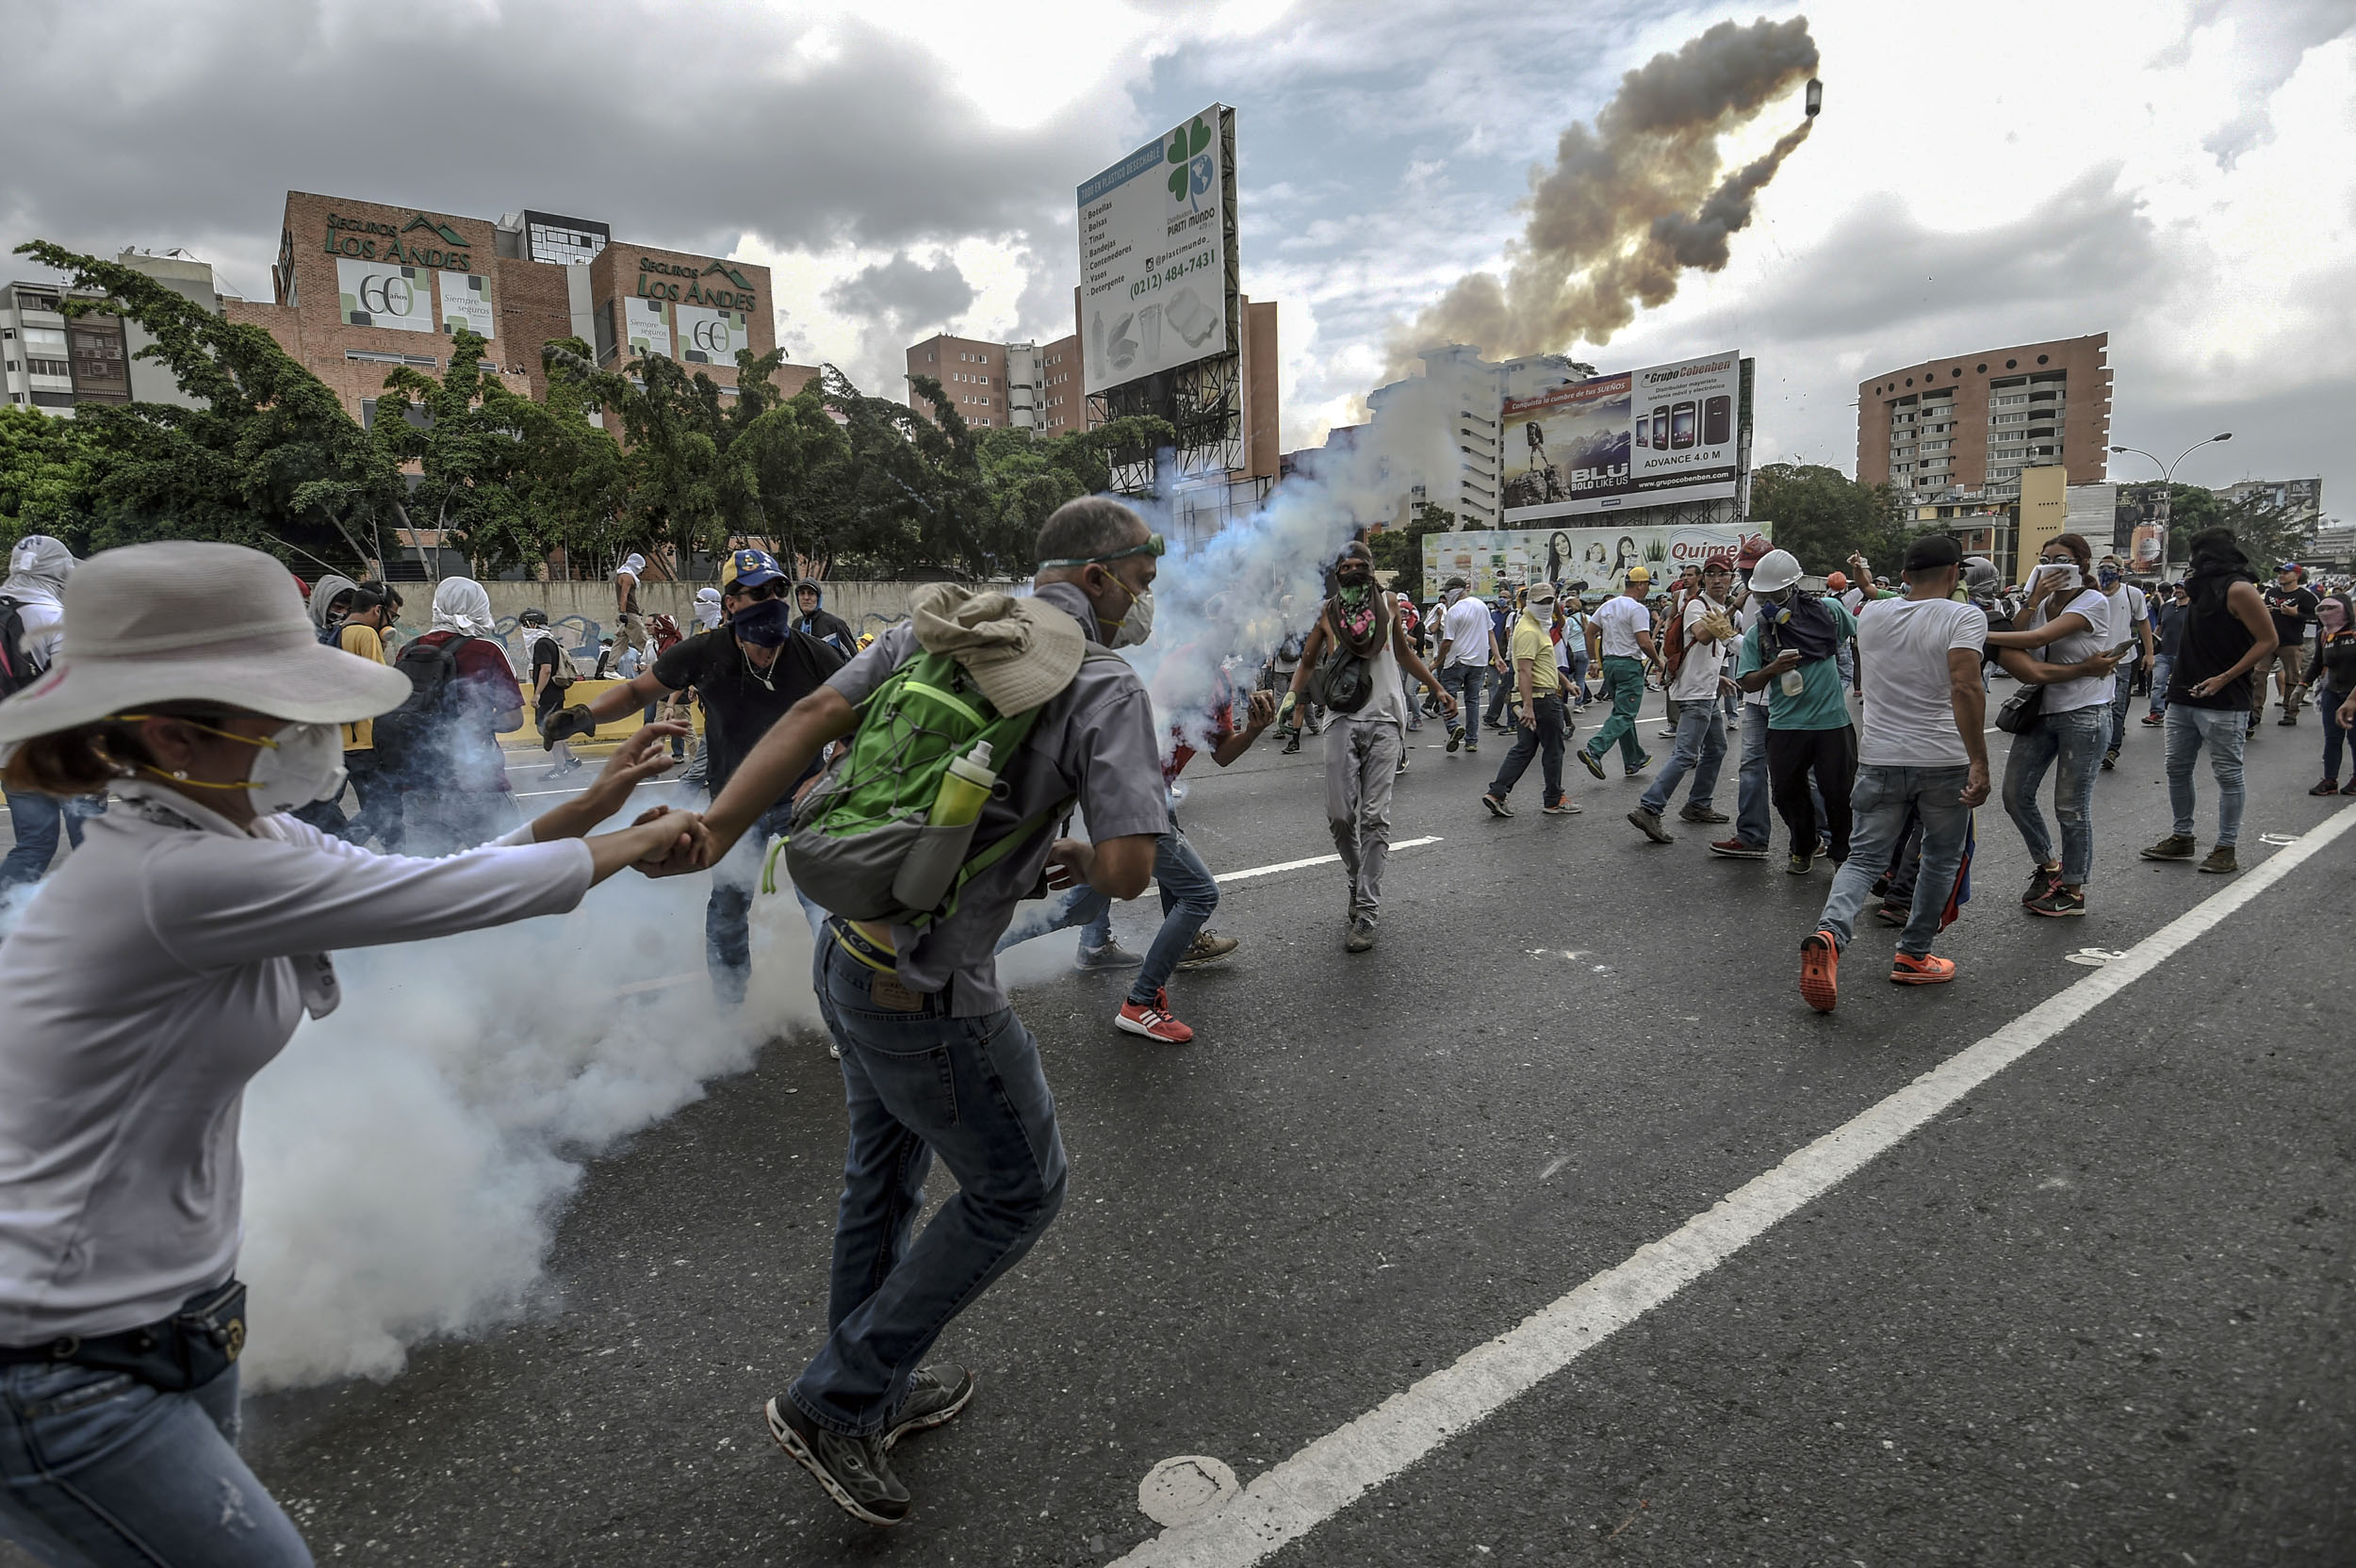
[1209,837,1442,886]
[1114,804,2356,1568]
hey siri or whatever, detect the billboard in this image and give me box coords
[675,303,746,365]
[624,296,672,360]
[1077,104,1232,395]
[1422,522,1771,602]
[437,271,495,339]
[337,259,434,333]
[1501,351,1743,520]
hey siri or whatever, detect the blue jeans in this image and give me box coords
[0,791,98,888]
[2324,685,2353,781]
[1640,700,1729,815]
[794,929,1068,1437]
[0,1361,312,1566]
[2003,705,2104,884]
[1564,649,1591,703]
[1734,704,1824,850]
[2165,704,2248,847]
[706,801,823,1005]
[2108,668,2135,755]
[1817,764,1974,957]
[995,811,1218,1007]
[2146,654,2173,719]
[1437,663,1484,739]
[1584,656,1646,765]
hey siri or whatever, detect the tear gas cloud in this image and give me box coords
[1383,14,1819,378]
[234,787,820,1391]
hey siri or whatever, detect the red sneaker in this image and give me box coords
[1116,988,1195,1044]
[1890,952,1956,986]
[1799,931,1840,1013]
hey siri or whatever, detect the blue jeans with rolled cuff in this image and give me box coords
[793,928,1068,1437]
[2003,704,2103,884]
[994,809,1218,1008]
[1816,764,1973,958]
[0,1357,313,1567]
[1640,699,1729,816]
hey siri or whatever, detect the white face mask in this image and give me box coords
[1527,601,1555,624]
[246,722,348,813]
[1104,581,1155,648]
[1444,586,1465,605]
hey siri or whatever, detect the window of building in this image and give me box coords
[25,359,69,378]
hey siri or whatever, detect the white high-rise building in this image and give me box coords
[1363,346,1591,529]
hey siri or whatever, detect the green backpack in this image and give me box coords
[776,646,1101,926]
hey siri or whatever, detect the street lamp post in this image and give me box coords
[2108,433,2233,582]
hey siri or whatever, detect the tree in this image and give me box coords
[1747,463,1909,577]
[0,404,99,552]
[1367,499,1456,600]
[13,242,405,577]
[376,329,624,578]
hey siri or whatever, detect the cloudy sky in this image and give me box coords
[7,0,2349,513]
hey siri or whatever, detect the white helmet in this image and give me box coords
[1748,547,1803,594]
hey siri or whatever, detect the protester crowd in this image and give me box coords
[0,502,2348,1559]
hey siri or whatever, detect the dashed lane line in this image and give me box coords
[1112,802,2356,1568]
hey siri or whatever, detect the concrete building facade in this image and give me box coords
[903,331,1078,431]
[1362,346,1591,531]
[3,251,235,416]
[1857,334,2112,503]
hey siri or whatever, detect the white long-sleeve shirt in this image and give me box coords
[0,781,592,1344]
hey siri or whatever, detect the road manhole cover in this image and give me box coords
[1138,1455,1239,1527]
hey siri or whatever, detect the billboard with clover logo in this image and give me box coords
[1077,104,1235,396]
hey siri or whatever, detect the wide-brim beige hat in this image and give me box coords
[908,582,1085,715]
[0,540,416,744]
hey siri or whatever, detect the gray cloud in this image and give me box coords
[0,0,1110,305]
[823,253,976,333]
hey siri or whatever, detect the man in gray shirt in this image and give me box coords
[669,498,1168,1527]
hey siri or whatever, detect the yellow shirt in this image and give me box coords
[335,623,387,751]
[1510,614,1563,694]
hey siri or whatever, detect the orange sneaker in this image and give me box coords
[1890,952,1956,986]
[1116,988,1195,1043]
[1799,931,1840,1013]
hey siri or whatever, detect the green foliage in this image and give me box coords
[0,404,99,552]
[14,241,406,574]
[1748,463,1910,577]
[1368,500,1457,599]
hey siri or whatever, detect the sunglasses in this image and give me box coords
[1038,533,1167,570]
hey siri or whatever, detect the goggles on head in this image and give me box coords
[1038,533,1167,570]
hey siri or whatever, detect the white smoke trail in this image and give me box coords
[235,790,820,1391]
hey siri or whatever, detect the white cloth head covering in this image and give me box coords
[308,574,359,631]
[4,535,75,603]
[0,541,413,743]
[908,583,1084,715]
[619,553,646,578]
[430,578,498,639]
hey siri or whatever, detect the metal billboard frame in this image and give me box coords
[1087,106,1241,499]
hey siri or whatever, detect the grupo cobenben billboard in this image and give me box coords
[1501,350,1744,521]
[1077,104,1232,395]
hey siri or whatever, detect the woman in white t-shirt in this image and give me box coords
[1987,531,2116,917]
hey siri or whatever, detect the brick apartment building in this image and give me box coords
[1856,334,2112,502]
[905,296,1280,482]
[232,191,818,435]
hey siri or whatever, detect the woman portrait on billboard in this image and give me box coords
[1545,531,1575,584]
[1612,535,1641,578]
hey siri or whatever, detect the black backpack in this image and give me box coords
[370,637,467,775]
[0,596,35,700]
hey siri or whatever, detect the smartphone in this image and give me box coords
[1702,395,1730,445]
[2107,641,2135,659]
[1634,414,1648,449]
[1670,401,1695,449]
[1651,408,1669,448]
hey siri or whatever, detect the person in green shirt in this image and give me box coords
[1736,548,1858,874]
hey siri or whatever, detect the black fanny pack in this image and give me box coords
[0,1279,247,1393]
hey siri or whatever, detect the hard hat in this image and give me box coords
[1825,571,1848,592]
[1748,548,1804,594]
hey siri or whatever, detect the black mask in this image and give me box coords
[730,597,794,646]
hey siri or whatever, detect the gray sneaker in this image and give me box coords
[1344,918,1376,954]
[1677,803,1730,825]
[765,1396,909,1527]
[2198,845,2238,874]
[1627,807,1674,844]
[883,1364,975,1450]
[1075,941,1143,971]
[1174,931,1239,970]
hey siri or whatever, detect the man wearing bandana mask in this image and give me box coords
[545,547,846,1002]
[1287,542,1455,952]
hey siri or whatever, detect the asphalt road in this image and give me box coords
[8,690,2351,1567]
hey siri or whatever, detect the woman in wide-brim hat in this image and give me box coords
[0,541,700,1566]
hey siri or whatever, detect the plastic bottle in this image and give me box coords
[1780,667,1805,697]
[929,740,997,827]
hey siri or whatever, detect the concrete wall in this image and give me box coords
[457,579,1020,666]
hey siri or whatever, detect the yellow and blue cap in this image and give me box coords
[727,547,785,588]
